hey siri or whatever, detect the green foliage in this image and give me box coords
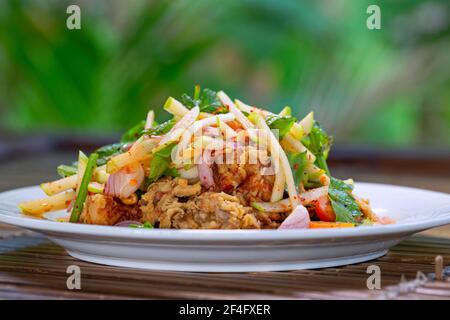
[328,178,362,223]
[0,0,448,148]
[95,143,126,165]
[120,121,146,143]
[57,164,77,178]
[142,119,176,137]
[130,221,154,229]
[266,114,296,139]
[147,143,176,183]
[288,151,324,189]
[301,122,332,175]
[181,87,225,113]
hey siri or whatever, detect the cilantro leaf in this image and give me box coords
[301,121,332,175]
[147,143,177,183]
[266,114,296,139]
[181,86,226,113]
[164,167,180,178]
[57,142,125,177]
[120,120,145,143]
[328,177,362,223]
[142,118,176,137]
[95,142,126,166]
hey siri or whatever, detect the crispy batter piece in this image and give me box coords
[213,147,275,203]
[139,177,278,229]
[80,194,142,225]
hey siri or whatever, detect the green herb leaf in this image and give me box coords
[148,155,169,183]
[120,120,145,143]
[148,143,176,183]
[288,151,324,189]
[266,114,296,139]
[164,167,180,178]
[95,143,126,166]
[155,142,176,158]
[130,221,154,229]
[181,86,225,113]
[143,221,154,229]
[329,198,356,223]
[57,164,77,178]
[328,177,362,223]
[142,118,176,136]
[301,122,332,175]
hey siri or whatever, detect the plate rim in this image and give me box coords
[0,182,449,242]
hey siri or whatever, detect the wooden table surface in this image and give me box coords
[0,150,449,299]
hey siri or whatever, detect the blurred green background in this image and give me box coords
[0,0,449,148]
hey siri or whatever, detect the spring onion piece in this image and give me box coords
[70,153,98,223]
[163,97,189,118]
[75,151,88,196]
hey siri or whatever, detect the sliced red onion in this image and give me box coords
[198,151,214,189]
[114,220,143,227]
[278,204,310,229]
[105,163,144,198]
[299,186,328,205]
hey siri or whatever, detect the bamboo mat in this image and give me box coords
[0,227,448,300]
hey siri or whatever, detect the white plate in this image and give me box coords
[0,183,449,272]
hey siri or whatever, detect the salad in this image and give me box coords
[19,86,389,229]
